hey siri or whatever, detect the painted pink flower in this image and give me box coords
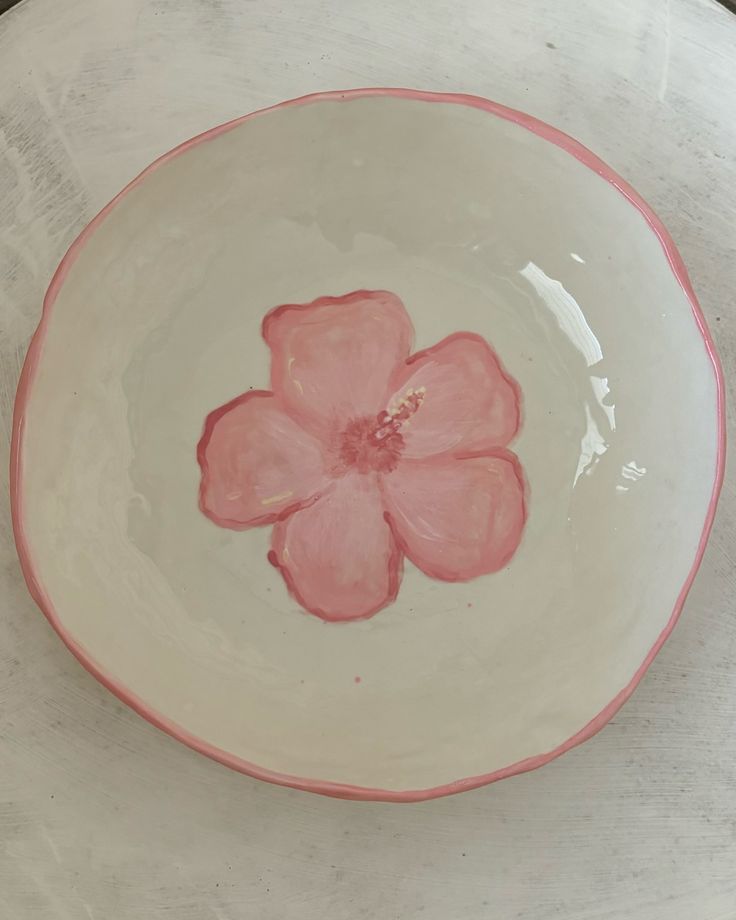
[197,291,526,622]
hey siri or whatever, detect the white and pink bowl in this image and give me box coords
[11,90,725,801]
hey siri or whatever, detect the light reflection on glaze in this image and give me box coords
[519,262,620,489]
[616,461,648,492]
[520,261,602,366]
[573,404,609,486]
[590,375,616,431]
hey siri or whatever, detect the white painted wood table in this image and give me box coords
[1,1,735,917]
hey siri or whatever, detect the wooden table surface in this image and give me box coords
[1,1,734,917]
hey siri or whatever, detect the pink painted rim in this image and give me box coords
[10,88,726,803]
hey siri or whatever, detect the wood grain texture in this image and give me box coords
[1,0,734,917]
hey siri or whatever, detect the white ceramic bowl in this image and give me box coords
[12,90,724,801]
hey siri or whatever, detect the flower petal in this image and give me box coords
[381,451,526,581]
[269,473,403,621]
[263,290,414,435]
[387,333,521,459]
[198,391,328,528]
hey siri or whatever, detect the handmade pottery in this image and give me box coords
[11,90,724,801]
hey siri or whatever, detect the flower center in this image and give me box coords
[335,388,425,475]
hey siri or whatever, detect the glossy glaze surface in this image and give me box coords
[12,90,723,799]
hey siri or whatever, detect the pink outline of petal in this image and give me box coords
[262,289,414,431]
[390,331,523,459]
[197,390,327,529]
[268,477,405,623]
[382,448,528,582]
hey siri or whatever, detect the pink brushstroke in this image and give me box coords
[198,290,525,621]
[10,89,725,802]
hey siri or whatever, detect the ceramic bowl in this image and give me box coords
[11,90,724,801]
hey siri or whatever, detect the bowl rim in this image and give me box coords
[10,87,726,802]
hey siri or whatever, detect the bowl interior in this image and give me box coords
[15,92,721,797]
